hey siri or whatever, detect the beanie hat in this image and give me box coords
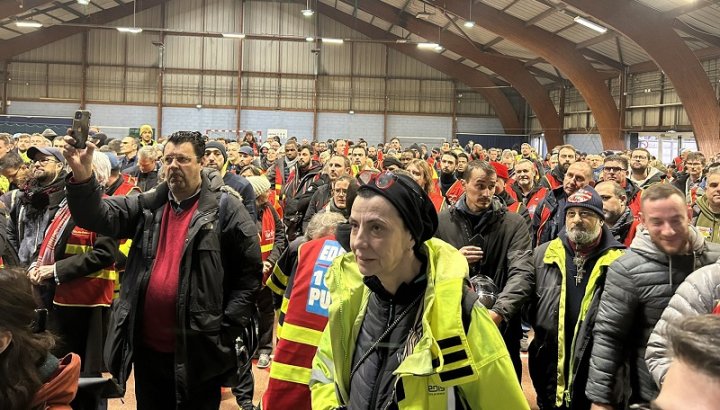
[205,141,227,163]
[139,124,153,136]
[565,186,604,220]
[104,152,121,171]
[382,156,404,170]
[490,162,509,180]
[245,175,271,197]
[358,171,438,246]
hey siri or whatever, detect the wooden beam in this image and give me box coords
[425,0,623,149]
[0,0,53,21]
[576,32,616,50]
[317,3,524,134]
[525,7,560,27]
[52,1,85,19]
[345,0,562,142]
[564,0,720,156]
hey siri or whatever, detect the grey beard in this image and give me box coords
[567,224,602,246]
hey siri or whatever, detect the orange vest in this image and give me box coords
[53,223,117,308]
[445,179,465,207]
[262,236,345,410]
[260,206,276,262]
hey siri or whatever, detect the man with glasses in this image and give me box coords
[602,155,642,218]
[62,131,262,410]
[8,147,67,267]
[118,136,139,171]
[629,148,663,189]
[673,151,706,206]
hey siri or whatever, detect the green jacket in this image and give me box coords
[309,238,528,410]
[692,195,720,244]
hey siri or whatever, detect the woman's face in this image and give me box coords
[406,164,426,191]
[350,195,414,280]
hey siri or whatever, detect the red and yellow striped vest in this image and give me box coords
[262,236,345,410]
[260,205,276,262]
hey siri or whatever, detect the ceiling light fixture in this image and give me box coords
[301,0,314,16]
[117,27,142,33]
[464,0,475,28]
[117,0,142,34]
[222,33,246,39]
[574,16,607,33]
[321,37,343,44]
[77,0,90,5]
[306,36,314,42]
[418,42,442,52]
[15,19,43,28]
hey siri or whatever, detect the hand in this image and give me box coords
[62,135,96,183]
[590,404,614,410]
[459,246,484,264]
[489,310,503,327]
[28,265,54,285]
[262,261,273,276]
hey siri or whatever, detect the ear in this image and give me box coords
[0,330,12,355]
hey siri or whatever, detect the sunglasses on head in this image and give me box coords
[357,170,423,199]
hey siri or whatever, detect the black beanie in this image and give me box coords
[358,173,438,246]
[382,156,404,170]
[205,141,227,163]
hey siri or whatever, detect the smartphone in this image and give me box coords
[468,233,486,251]
[71,110,91,149]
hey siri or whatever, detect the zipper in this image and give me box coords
[369,301,395,408]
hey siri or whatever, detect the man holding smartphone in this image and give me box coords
[435,160,533,380]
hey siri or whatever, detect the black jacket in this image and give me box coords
[222,172,257,219]
[435,196,533,322]
[532,185,567,247]
[302,183,332,232]
[586,226,720,405]
[65,169,262,403]
[122,163,160,192]
[528,227,624,409]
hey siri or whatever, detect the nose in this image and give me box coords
[660,222,676,237]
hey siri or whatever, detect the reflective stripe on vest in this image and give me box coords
[53,225,116,307]
[260,207,276,261]
[264,236,345,410]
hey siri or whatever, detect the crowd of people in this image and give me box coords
[0,125,719,410]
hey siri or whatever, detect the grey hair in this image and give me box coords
[305,212,347,240]
[92,152,112,187]
[137,146,156,160]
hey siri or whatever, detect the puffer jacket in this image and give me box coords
[586,226,720,405]
[691,195,720,244]
[65,169,262,403]
[645,260,720,386]
[529,228,624,409]
[309,238,528,410]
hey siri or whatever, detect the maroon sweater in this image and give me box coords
[142,199,199,352]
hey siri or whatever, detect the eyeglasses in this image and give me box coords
[333,188,348,196]
[34,158,57,165]
[358,170,423,198]
[603,166,626,173]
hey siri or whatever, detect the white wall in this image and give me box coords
[456,117,504,134]
[565,133,603,154]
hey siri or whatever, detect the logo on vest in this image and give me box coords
[306,239,345,317]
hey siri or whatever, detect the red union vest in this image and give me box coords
[53,224,117,307]
[260,205,276,262]
[262,236,345,410]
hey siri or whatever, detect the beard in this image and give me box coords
[567,222,602,246]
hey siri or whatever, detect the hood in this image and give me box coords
[695,195,720,217]
[31,353,80,409]
[551,165,565,182]
[629,224,706,263]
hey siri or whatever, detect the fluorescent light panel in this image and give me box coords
[117,27,143,33]
[301,9,314,16]
[321,38,343,44]
[222,33,246,39]
[16,20,43,28]
[463,21,475,28]
[77,0,90,4]
[417,42,439,49]
[573,16,607,33]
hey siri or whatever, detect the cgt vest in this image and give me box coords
[53,224,117,307]
[262,236,345,410]
[260,205,276,261]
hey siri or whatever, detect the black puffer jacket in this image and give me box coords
[65,169,262,403]
[586,226,720,405]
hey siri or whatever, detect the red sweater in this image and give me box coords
[142,200,199,352]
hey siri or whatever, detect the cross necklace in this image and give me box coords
[573,255,587,286]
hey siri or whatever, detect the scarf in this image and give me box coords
[21,173,67,219]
